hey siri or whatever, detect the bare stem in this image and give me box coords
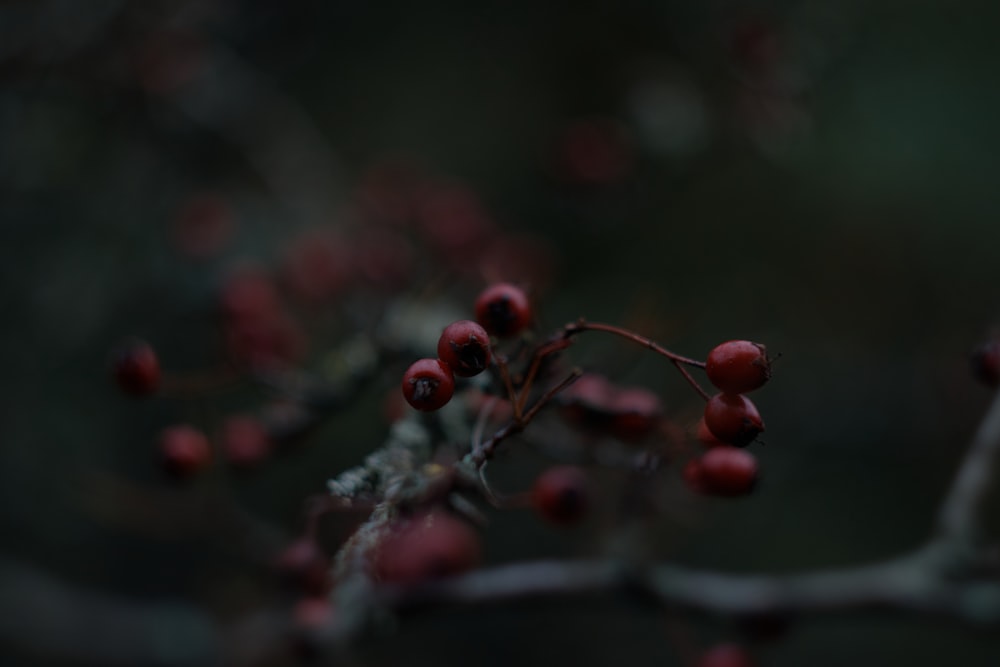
[563,319,710,400]
[377,552,999,624]
[936,388,1000,545]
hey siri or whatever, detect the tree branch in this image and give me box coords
[935,388,1000,545]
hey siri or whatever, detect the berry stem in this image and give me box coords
[469,369,582,467]
[563,319,710,400]
[493,355,523,422]
[671,359,712,402]
[521,368,583,424]
[514,337,575,417]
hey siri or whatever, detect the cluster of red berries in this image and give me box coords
[156,415,273,478]
[401,283,532,412]
[684,340,771,497]
[558,373,664,441]
[702,340,770,445]
[112,341,275,476]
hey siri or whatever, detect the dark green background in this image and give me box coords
[2,1,999,665]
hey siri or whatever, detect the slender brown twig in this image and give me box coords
[562,319,711,400]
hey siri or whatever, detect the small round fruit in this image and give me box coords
[696,417,727,448]
[402,358,455,411]
[697,643,755,667]
[274,537,330,595]
[705,340,771,394]
[608,387,662,441]
[971,339,1000,388]
[220,415,271,467]
[683,457,709,494]
[473,282,532,337]
[158,424,211,477]
[374,511,482,584]
[698,446,758,496]
[437,320,492,377]
[703,393,764,447]
[531,465,590,524]
[112,340,161,396]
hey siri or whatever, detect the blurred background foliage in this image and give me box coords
[1,0,1000,665]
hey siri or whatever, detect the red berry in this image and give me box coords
[401,358,455,411]
[112,340,161,396]
[224,310,307,368]
[293,596,335,630]
[220,415,271,467]
[971,339,1000,388]
[697,446,758,496]
[697,643,755,667]
[695,417,727,448]
[565,373,615,407]
[531,465,590,524]
[683,458,708,493]
[374,511,482,584]
[437,320,492,377]
[608,387,662,441]
[473,282,532,338]
[416,184,496,261]
[280,228,352,303]
[218,264,280,322]
[158,424,211,477]
[703,393,764,447]
[274,538,330,595]
[705,340,771,394]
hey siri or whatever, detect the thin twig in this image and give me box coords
[563,320,710,400]
[936,388,1000,545]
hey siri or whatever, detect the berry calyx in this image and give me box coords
[401,358,455,411]
[705,340,771,394]
[374,511,482,584]
[696,643,755,667]
[158,424,212,477]
[474,282,532,338]
[703,393,764,447]
[697,446,758,496]
[531,465,590,524]
[437,320,492,377]
[112,340,161,396]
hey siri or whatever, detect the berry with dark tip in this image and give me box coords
[112,340,161,396]
[474,282,532,338]
[401,358,455,411]
[703,393,764,447]
[158,424,212,477]
[531,465,590,524]
[437,320,492,377]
